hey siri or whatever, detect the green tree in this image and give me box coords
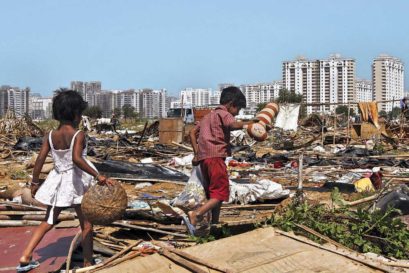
[113,107,122,118]
[335,105,355,116]
[83,106,102,118]
[379,110,387,118]
[389,107,401,119]
[276,88,303,104]
[256,102,267,112]
[122,104,137,120]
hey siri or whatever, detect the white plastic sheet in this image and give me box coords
[275,104,300,131]
[228,179,290,204]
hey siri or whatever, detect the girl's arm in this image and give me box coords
[31,134,51,195]
[72,131,114,185]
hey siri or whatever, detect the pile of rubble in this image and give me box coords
[1,106,409,272]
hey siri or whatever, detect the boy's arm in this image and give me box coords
[72,131,115,185]
[31,134,51,195]
[189,123,200,165]
[229,120,254,131]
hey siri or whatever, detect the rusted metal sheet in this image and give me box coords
[0,226,80,273]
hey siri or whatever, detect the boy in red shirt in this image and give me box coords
[188,86,252,234]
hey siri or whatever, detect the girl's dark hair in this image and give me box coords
[52,89,88,122]
[220,86,246,108]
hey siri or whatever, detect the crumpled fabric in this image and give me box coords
[228,179,290,204]
[275,104,300,131]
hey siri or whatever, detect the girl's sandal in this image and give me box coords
[16,259,40,272]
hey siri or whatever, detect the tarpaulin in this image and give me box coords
[275,104,300,131]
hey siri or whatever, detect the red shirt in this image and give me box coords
[195,105,236,161]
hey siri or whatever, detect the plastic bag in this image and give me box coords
[171,166,211,236]
[172,166,206,211]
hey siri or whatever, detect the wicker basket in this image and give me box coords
[81,182,128,225]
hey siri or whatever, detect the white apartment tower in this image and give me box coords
[372,55,404,112]
[240,82,281,110]
[7,87,30,117]
[140,89,167,118]
[180,88,211,107]
[283,58,320,114]
[355,80,373,102]
[283,55,355,114]
[30,94,52,120]
[210,90,221,105]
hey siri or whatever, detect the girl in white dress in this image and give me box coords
[18,90,115,272]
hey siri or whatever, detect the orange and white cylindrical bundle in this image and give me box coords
[246,122,268,142]
[247,102,279,142]
[256,102,279,127]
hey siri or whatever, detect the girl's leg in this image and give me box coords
[74,205,93,267]
[19,206,63,264]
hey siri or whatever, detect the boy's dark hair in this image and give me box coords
[220,86,246,108]
[52,89,88,122]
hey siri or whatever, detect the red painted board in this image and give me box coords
[0,226,80,273]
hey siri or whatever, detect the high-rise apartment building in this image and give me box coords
[70,81,102,106]
[0,86,10,117]
[30,94,52,120]
[372,55,404,112]
[240,82,281,110]
[95,91,115,118]
[180,88,211,107]
[114,89,140,114]
[355,79,373,102]
[283,55,355,114]
[0,86,30,117]
[139,89,167,118]
[210,90,221,105]
[70,81,84,96]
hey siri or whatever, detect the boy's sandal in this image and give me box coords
[16,259,40,272]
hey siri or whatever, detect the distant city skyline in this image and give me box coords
[1,0,408,96]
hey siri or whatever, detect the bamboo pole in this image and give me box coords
[113,221,189,238]
[68,240,143,273]
[137,121,149,146]
[154,240,236,273]
[0,202,46,211]
[65,231,82,272]
[333,113,337,145]
[0,220,41,226]
[346,102,350,146]
[0,214,75,221]
[297,153,303,192]
[111,177,186,185]
[159,249,208,273]
[171,141,194,151]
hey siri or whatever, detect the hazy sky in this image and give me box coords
[1,0,408,96]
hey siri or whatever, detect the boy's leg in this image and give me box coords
[189,198,221,226]
[211,202,222,224]
[74,205,93,267]
[20,206,62,263]
[189,158,229,226]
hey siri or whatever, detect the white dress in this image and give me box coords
[35,130,97,224]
